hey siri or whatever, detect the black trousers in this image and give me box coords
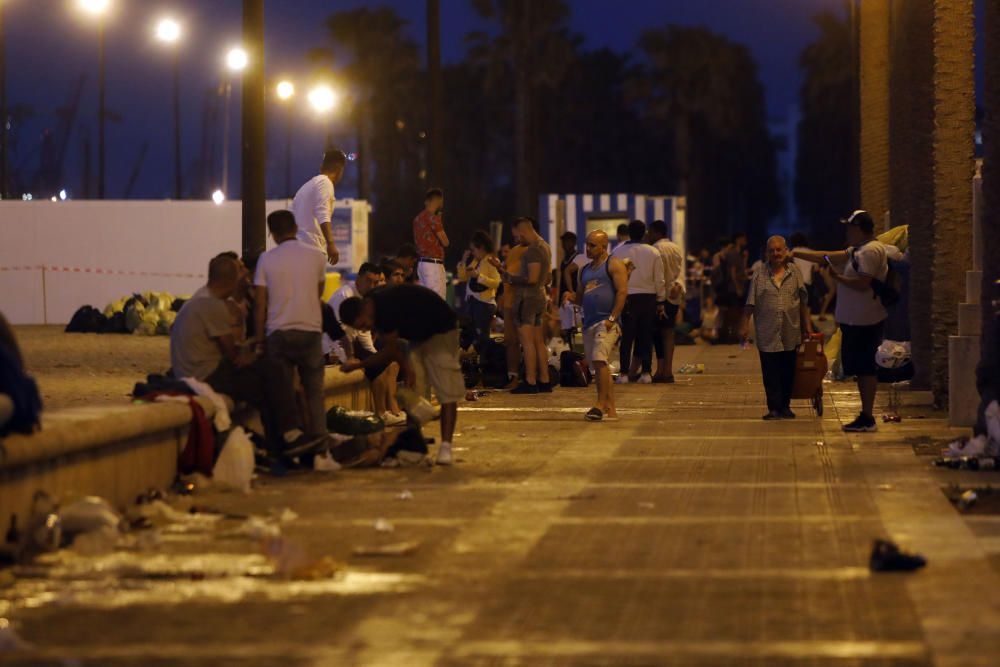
[621,293,657,374]
[759,349,797,412]
[206,356,300,453]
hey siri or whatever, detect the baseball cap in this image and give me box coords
[841,210,875,233]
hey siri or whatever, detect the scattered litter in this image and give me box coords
[637,502,656,510]
[881,413,902,423]
[59,496,122,538]
[814,440,826,447]
[933,456,997,471]
[466,425,487,431]
[869,539,926,572]
[986,401,1000,444]
[944,434,999,459]
[273,508,299,523]
[373,518,395,533]
[353,541,420,557]
[557,492,597,501]
[397,490,414,501]
[70,526,120,555]
[260,536,343,580]
[465,391,478,402]
[876,484,894,491]
[314,451,342,472]
[678,363,705,375]
[212,427,256,493]
[957,490,978,511]
[519,433,527,438]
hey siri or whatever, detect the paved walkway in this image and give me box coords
[4,344,1000,666]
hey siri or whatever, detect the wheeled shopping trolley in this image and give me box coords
[791,332,828,415]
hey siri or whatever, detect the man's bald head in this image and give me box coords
[585,230,609,259]
[767,235,787,250]
[766,235,789,267]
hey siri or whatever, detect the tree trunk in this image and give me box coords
[931,0,975,404]
[859,0,892,228]
[889,0,935,390]
[978,0,1000,420]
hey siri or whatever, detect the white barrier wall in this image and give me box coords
[0,199,370,325]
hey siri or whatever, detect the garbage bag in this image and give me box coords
[325,406,385,435]
[60,496,122,537]
[213,426,255,493]
[124,302,146,333]
[876,340,911,369]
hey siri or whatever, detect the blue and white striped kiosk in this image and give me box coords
[538,193,687,264]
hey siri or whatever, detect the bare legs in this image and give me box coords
[858,374,877,418]
[593,361,617,417]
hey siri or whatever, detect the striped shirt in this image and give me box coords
[746,263,807,353]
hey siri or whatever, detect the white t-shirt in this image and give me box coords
[292,174,334,253]
[791,247,815,285]
[653,238,685,306]
[328,282,376,354]
[253,240,326,335]
[612,242,666,299]
[835,241,889,326]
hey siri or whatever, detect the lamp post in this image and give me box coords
[78,0,110,199]
[275,80,294,198]
[307,83,339,149]
[222,46,247,197]
[155,17,183,200]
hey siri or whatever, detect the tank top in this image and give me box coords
[580,258,615,329]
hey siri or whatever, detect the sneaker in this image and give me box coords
[538,382,554,393]
[615,375,630,385]
[843,413,878,433]
[436,444,453,466]
[585,407,603,421]
[762,411,781,421]
[313,451,341,472]
[779,408,796,420]
[381,411,407,427]
[511,382,539,394]
[637,373,653,384]
[284,433,329,457]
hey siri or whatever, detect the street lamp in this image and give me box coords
[275,80,295,197]
[212,189,225,205]
[78,0,110,199]
[307,84,338,114]
[221,47,247,197]
[155,17,183,200]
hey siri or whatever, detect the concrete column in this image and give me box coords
[859,0,892,229]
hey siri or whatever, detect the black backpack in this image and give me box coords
[850,243,901,308]
[559,350,591,387]
[65,306,106,333]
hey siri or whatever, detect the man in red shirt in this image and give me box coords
[413,188,449,299]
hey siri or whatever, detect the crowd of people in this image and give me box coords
[166,148,897,478]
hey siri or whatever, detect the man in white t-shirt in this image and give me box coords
[792,210,889,433]
[292,150,346,266]
[647,220,685,383]
[254,210,329,441]
[790,232,817,312]
[611,220,666,384]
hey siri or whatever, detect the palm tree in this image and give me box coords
[888,0,934,390]
[930,0,976,404]
[468,0,575,216]
[979,0,1000,420]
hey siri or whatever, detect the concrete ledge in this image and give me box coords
[0,366,370,525]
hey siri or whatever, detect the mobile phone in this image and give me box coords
[823,255,833,267]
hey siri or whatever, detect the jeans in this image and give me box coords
[620,293,656,374]
[759,349,797,412]
[467,298,496,355]
[267,329,327,437]
[206,356,300,453]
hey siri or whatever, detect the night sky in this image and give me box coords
[5,0,861,201]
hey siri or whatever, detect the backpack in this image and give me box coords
[851,243,900,308]
[559,350,591,387]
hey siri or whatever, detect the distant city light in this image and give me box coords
[155,18,182,44]
[307,84,338,114]
[276,80,295,101]
[212,189,226,205]
[22,194,32,201]
[59,190,68,201]
[51,196,58,202]
[78,0,111,16]
[226,47,248,72]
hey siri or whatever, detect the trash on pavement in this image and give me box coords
[869,539,926,572]
[678,363,705,375]
[957,490,978,511]
[943,434,995,459]
[933,456,997,471]
[373,518,394,533]
[353,541,420,557]
[637,502,656,510]
[881,413,902,423]
[212,427,255,492]
[986,400,1000,444]
[59,496,122,538]
[397,490,414,501]
[229,516,282,540]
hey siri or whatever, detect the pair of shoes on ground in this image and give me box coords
[617,373,656,384]
[843,413,878,433]
[380,411,407,427]
[511,381,553,394]
[762,409,796,421]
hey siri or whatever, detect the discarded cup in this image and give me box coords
[397,490,414,501]
[374,518,395,533]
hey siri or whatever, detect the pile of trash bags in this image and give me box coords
[66,291,188,336]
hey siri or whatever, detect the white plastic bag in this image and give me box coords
[213,426,255,493]
[876,340,911,369]
[986,400,1000,445]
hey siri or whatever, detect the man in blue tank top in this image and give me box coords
[564,230,628,421]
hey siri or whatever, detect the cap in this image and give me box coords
[841,210,875,233]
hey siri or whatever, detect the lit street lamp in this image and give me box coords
[212,189,225,205]
[78,0,111,199]
[155,17,183,200]
[307,84,338,114]
[221,47,248,197]
[275,80,295,197]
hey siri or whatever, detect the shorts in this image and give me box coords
[514,294,546,327]
[583,321,620,364]
[410,328,466,404]
[839,321,884,377]
[417,261,447,300]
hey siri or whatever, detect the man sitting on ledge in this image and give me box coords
[170,255,324,457]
